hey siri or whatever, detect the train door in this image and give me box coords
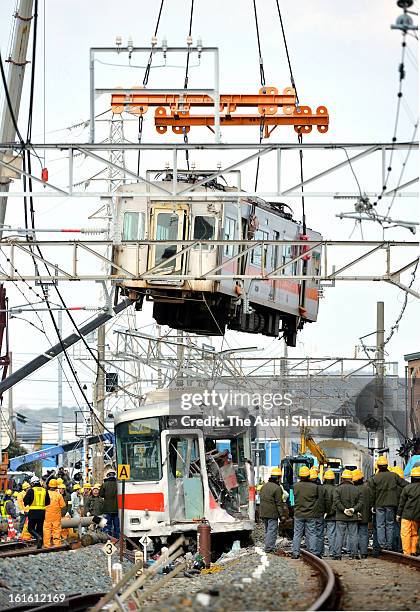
[165,432,206,521]
[149,205,189,274]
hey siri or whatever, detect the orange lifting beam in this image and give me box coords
[111,86,296,116]
[154,105,329,136]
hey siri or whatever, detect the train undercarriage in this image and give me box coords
[129,290,303,346]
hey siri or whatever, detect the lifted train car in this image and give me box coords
[114,391,255,551]
[113,171,322,346]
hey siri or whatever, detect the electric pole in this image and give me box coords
[0,0,34,238]
[376,301,385,449]
[57,310,63,466]
[94,324,105,482]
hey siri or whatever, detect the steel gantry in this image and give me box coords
[0,238,417,297]
[0,142,417,200]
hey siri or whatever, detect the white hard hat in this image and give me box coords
[30,476,40,484]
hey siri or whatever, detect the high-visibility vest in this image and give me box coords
[0,501,6,518]
[30,486,47,510]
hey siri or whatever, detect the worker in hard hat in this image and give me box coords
[0,490,17,521]
[16,482,30,535]
[403,440,420,479]
[370,455,406,551]
[43,479,65,548]
[259,467,288,553]
[86,484,104,517]
[333,470,362,560]
[351,469,371,558]
[322,470,337,557]
[100,471,120,538]
[81,483,92,517]
[389,467,406,553]
[396,466,420,555]
[70,484,83,518]
[23,476,51,548]
[308,467,325,556]
[58,483,71,542]
[292,466,322,558]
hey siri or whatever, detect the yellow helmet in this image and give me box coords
[13,492,19,497]
[377,456,388,466]
[83,483,92,489]
[58,483,66,489]
[92,483,101,489]
[390,466,404,478]
[56,478,64,485]
[5,489,12,495]
[309,468,318,480]
[22,482,30,490]
[73,484,81,491]
[352,469,363,482]
[341,469,353,480]
[323,469,335,480]
[48,479,58,488]
[299,466,310,478]
[411,466,420,478]
[271,467,282,477]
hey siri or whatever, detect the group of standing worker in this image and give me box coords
[259,456,420,559]
[0,469,120,549]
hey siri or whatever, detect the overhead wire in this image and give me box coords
[136,0,165,175]
[182,0,195,172]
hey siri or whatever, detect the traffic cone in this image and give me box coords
[20,517,32,541]
[7,517,17,540]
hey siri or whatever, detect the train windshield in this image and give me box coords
[116,417,162,481]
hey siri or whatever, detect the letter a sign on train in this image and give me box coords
[117,464,130,480]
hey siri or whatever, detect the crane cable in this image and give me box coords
[136,0,165,176]
[182,0,195,172]
[274,0,306,234]
[252,0,266,192]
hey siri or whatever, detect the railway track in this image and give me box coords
[304,549,420,611]
[0,542,71,559]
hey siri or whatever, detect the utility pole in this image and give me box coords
[376,301,385,449]
[57,310,63,466]
[7,351,14,440]
[0,0,34,238]
[279,340,288,460]
[94,324,105,482]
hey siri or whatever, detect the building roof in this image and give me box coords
[404,352,420,362]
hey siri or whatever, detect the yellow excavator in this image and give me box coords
[281,427,329,508]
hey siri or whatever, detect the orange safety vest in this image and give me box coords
[30,486,47,510]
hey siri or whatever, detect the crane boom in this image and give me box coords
[0,298,132,396]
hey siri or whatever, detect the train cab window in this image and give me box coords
[193,216,215,241]
[155,212,179,266]
[251,229,269,268]
[116,417,162,481]
[224,217,236,256]
[123,212,145,241]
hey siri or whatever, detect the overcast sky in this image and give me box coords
[0,0,418,416]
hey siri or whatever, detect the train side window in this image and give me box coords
[123,212,145,241]
[282,244,292,275]
[224,217,236,256]
[270,230,280,272]
[194,216,216,251]
[251,229,269,268]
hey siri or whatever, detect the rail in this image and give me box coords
[300,550,341,611]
